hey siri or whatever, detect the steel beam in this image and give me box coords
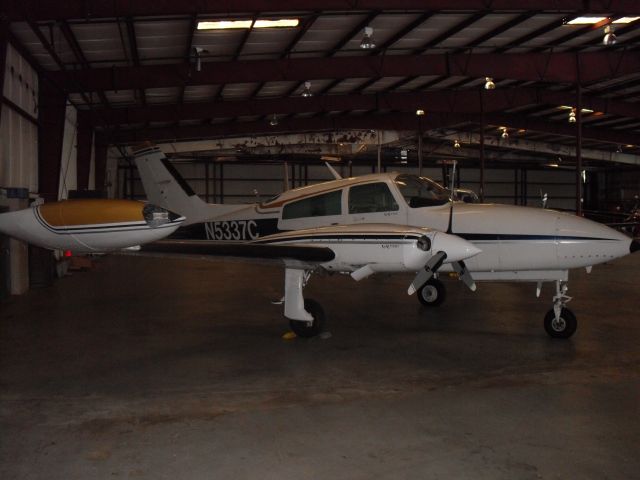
[84,88,640,126]
[109,110,639,146]
[428,132,640,166]
[8,1,640,22]
[49,51,640,93]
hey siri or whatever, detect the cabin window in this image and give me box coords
[282,190,342,219]
[394,174,450,207]
[348,182,399,214]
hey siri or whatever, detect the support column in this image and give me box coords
[76,111,93,191]
[479,90,486,202]
[417,129,423,176]
[377,130,381,174]
[94,139,108,194]
[576,82,583,216]
[37,79,67,202]
[0,15,9,128]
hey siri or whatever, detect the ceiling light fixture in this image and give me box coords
[191,47,208,72]
[360,26,376,49]
[484,77,496,90]
[197,18,299,30]
[603,24,617,45]
[565,16,608,25]
[301,81,313,97]
[558,105,593,113]
[568,108,577,123]
[500,127,509,139]
[269,114,279,126]
[453,139,461,148]
[416,109,425,116]
[613,17,640,24]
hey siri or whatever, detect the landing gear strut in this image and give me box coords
[283,268,325,338]
[543,280,577,339]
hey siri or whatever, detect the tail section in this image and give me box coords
[133,145,243,226]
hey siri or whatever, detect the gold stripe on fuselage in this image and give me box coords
[38,199,144,227]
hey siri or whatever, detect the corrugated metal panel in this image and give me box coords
[0,44,38,192]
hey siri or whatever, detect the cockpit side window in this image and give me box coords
[395,174,450,207]
[348,182,399,214]
[282,190,342,220]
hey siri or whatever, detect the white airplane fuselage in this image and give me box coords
[173,173,633,279]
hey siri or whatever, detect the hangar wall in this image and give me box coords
[0,44,38,193]
[120,162,577,211]
[0,44,39,296]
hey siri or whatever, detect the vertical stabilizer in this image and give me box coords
[133,145,243,225]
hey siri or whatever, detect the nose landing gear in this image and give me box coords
[544,280,577,338]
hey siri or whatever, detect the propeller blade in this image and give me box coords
[452,260,476,291]
[408,251,447,295]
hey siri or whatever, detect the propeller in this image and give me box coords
[451,260,476,291]
[408,251,447,295]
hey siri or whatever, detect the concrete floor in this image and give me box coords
[1,253,639,479]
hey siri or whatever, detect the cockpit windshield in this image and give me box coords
[394,174,450,208]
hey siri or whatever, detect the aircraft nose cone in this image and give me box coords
[631,239,640,254]
[465,243,482,258]
[433,232,482,263]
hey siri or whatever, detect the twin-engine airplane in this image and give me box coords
[134,145,638,339]
[0,198,184,253]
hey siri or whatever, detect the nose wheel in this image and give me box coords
[544,281,577,338]
[417,278,446,307]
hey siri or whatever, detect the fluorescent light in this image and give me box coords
[197,18,299,30]
[613,17,640,24]
[566,16,608,25]
[198,20,252,30]
[255,19,299,28]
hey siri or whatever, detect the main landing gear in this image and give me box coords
[282,268,325,338]
[290,299,325,338]
[543,280,577,339]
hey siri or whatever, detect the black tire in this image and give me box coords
[417,278,446,307]
[544,307,577,339]
[289,299,325,338]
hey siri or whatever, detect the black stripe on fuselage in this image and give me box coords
[253,233,424,244]
[142,241,336,262]
[457,233,618,242]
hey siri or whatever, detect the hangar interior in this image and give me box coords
[1,2,639,479]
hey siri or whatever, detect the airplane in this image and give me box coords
[133,144,639,339]
[142,223,481,337]
[0,198,184,253]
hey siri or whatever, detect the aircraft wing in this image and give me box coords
[125,239,335,266]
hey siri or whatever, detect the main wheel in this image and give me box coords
[289,299,325,338]
[544,307,577,339]
[417,278,446,307]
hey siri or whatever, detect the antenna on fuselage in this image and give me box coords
[325,162,343,180]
